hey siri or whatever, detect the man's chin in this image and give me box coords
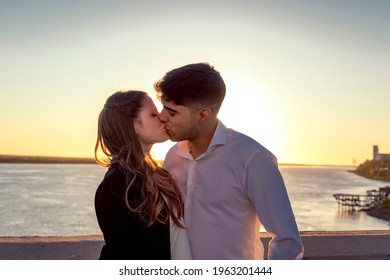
[168,135,180,142]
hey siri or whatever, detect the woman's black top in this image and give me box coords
[95,163,171,260]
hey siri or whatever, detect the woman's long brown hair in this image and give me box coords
[95,90,184,227]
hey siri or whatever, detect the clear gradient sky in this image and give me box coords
[1,0,389,166]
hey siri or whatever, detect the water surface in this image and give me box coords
[0,163,388,236]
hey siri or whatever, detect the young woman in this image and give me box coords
[94,90,191,260]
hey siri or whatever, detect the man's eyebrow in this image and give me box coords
[163,105,179,113]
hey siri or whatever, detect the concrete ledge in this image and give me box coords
[1,231,389,260]
[260,230,390,260]
[0,235,103,260]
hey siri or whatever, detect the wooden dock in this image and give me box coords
[333,186,390,211]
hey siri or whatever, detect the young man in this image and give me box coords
[155,62,303,260]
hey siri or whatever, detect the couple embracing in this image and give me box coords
[94,62,304,260]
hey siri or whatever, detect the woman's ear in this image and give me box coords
[133,119,140,135]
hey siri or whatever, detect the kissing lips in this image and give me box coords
[164,126,171,135]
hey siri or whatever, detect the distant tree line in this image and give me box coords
[355,158,390,182]
[0,154,96,164]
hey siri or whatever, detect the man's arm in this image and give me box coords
[244,150,304,260]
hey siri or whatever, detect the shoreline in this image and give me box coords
[367,207,390,221]
[1,230,389,260]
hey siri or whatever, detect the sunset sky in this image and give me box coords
[1,0,389,166]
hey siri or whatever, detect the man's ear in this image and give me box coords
[197,108,212,124]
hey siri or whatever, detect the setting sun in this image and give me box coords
[219,73,285,158]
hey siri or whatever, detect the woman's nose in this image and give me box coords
[158,109,168,122]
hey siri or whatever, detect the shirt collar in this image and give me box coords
[177,120,228,160]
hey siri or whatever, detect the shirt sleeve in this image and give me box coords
[243,150,304,260]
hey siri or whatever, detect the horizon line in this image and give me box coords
[0,154,356,167]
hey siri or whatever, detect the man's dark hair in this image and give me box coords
[154,62,226,113]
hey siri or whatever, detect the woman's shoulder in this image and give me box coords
[97,163,143,199]
[96,163,127,197]
[105,162,125,178]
